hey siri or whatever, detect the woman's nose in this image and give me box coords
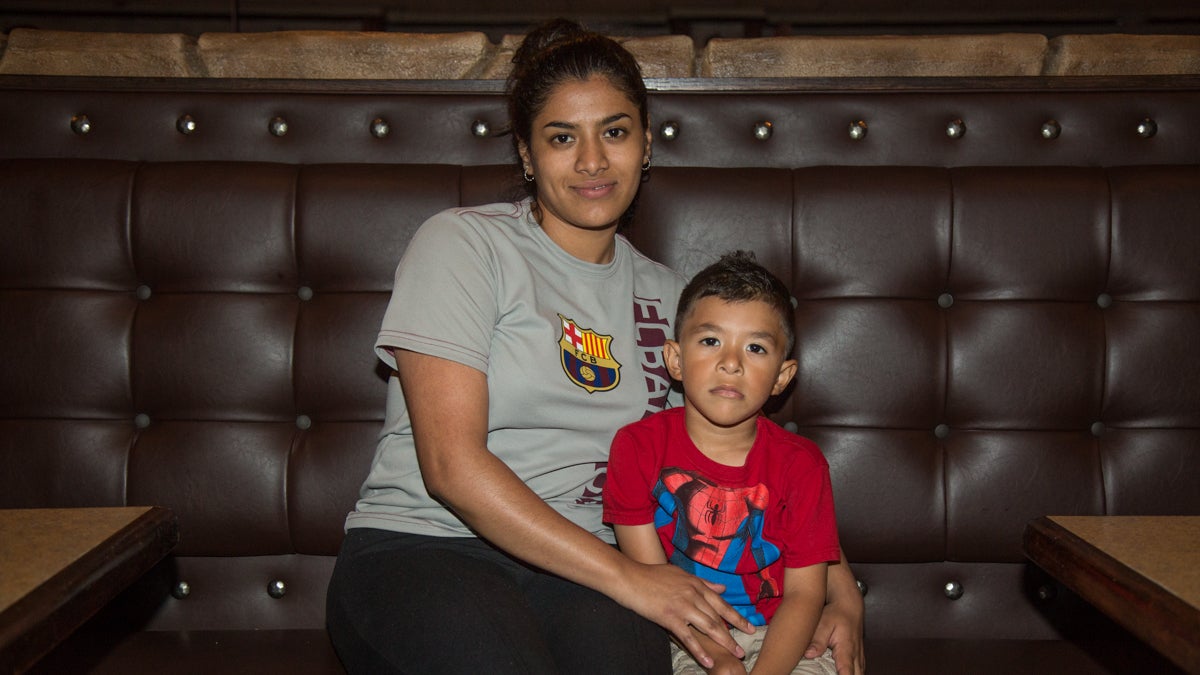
[575,138,608,174]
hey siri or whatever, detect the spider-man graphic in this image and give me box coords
[653,467,781,624]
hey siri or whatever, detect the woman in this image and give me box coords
[326,19,864,675]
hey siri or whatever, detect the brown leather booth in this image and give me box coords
[2,74,1198,674]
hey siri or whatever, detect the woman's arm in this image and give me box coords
[396,349,752,668]
[804,548,865,675]
[750,564,826,675]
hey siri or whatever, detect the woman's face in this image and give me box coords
[518,75,651,247]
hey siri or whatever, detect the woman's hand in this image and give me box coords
[803,550,865,675]
[691,626,748,675]
[613,559,755,670]
[397,349,754,669]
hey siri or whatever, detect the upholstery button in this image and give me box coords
[70,114,92,135]
[934,424,950,439]
[297,286,314,301]
[136,285,152,300]
[1036,583,1057,602]
[783,422,799,433]
[171,581,191,599]
[471,119,490,138]
[659,120,680,141]
[296,415,312,430]
[176,114,197,135]
[945,119,966,139]
[856,579,868,596]
[944,581,964,600]
[1040,120,1061,139]
[370,117,390,139]
[1096,293,1113,309]
[753,121,773,141]
[848,120,867,140]
[134,413,151,429]
[1136,118,1157,139]
[269,116,289,137]
[937,293,954,308]
[1091,422,1105,437]
[267,580,286,599]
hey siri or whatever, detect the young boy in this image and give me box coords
[604,251,840,675]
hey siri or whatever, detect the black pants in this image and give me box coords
[326,527,671,675]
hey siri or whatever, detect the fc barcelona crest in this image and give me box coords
[558,314,621,393]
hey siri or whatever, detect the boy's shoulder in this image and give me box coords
[755,416,827,465]
[618,406,685,436]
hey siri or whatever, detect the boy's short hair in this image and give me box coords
[674,250,796,353]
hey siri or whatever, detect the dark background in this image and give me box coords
[2,0,1200,41]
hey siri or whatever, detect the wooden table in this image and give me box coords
[1024,515,1200,674]
[0,506,179,674]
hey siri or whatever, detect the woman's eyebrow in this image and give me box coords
[542,112,631,130]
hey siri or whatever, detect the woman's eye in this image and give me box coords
[551,134,573,145]
[604,127,627,139]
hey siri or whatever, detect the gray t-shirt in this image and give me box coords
[346,199,686,542]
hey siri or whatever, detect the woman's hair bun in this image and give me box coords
[511,18,589,70]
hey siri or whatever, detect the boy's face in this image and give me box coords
[665,296,798,431]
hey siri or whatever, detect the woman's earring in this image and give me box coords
[642,158,651,172]
[523,168,534,182]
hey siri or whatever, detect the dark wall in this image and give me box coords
[3,0,1200,40]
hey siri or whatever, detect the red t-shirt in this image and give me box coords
[604,407,840,625]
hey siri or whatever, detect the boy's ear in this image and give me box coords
[663,340,683,382]
[772,359,798,396]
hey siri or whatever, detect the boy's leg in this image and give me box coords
[733,626,838,675]
[790,648,838,675]
[326,528,558,675]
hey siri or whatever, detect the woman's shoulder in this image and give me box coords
[410,200,530,250]
[425,200,528,231]
[619,236,688,286]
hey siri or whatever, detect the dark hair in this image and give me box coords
[506,18,649,204]
[675,251,797,353]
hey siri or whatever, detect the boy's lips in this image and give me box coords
[710,385,743,399]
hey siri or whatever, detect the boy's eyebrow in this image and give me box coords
[688,322,781,344]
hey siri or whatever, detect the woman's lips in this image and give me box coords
[573,182,616,198]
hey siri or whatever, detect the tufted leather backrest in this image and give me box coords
[1,75,1198,639]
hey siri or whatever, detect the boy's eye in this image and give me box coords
[699,337,720,347]
[747,343,768,355]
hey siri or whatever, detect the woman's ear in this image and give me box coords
[517,139,532,174]
[663,340,683,382]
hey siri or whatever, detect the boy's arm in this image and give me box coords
[806,548,865,675]
[749,563,828,675]
[612,523,669,565]
[615,523,748,675]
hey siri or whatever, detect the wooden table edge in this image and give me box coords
[1023,515,1200,674]
[0,506,180,674]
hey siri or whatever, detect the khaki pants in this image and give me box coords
[670,626,838,675]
